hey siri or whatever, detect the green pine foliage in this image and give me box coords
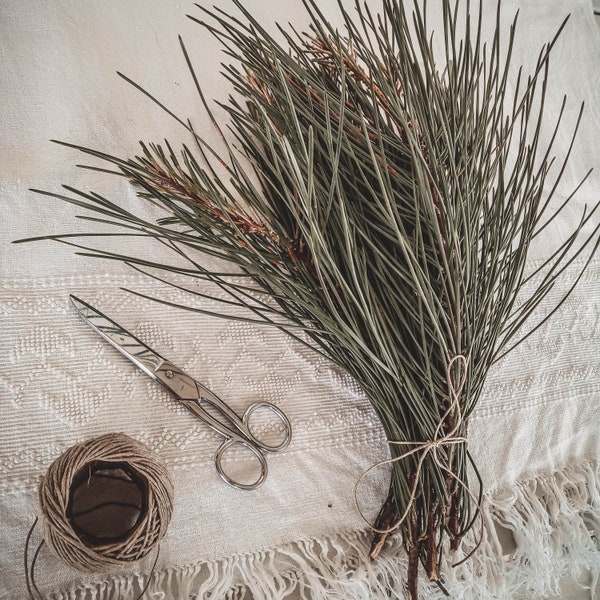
[18,0,599,595]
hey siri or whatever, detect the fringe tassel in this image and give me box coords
[444,460,600,599]
[46,460,599,600]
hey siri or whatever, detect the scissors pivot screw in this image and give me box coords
[165,370,174,379]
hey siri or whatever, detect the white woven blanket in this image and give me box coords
[1,1,599,598]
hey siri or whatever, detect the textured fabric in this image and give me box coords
[1,1,599,599]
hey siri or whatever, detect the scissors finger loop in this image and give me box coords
[243,402,292,452]
[215,438,268,491]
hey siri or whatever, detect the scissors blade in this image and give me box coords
[70,295,165,377]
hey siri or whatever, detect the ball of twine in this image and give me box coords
[37,433,173,573]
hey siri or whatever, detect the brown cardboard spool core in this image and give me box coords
[66,460,148,548]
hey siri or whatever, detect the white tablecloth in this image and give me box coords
[1,1,599,598]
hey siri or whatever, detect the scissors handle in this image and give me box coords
[241,401,292,452]
[215,437,269,491]
[214,402,291,490]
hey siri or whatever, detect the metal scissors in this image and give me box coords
[70,295,291,490]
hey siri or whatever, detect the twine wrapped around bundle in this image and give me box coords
[355,357,472,535]
[36,432,173,573]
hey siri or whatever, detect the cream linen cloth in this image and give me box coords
[1,1,599,599]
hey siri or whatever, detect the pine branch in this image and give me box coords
[16,0,599,596]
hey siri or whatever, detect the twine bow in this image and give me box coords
[355,355,477,536]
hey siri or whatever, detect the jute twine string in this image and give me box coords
[355,355,484,559]
[25,433,174,599]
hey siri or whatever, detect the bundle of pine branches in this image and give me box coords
[20,0,599,596]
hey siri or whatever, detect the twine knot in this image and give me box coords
[355,355,473,535]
